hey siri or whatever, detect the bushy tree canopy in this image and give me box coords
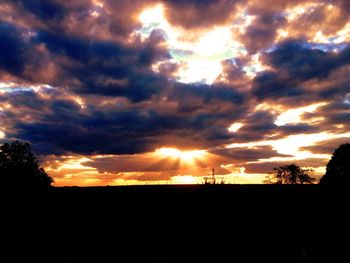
[320,143,350,186]
[0,141,53,189]
[264,164,315,184]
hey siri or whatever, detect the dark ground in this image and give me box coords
[1,185,349,262]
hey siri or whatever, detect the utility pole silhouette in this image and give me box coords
[203,168,225,184]
[212,168,216,184]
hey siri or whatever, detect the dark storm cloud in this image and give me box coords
[36,28,169,66]
[0,20,61,83]
[264,40,350,81]
[230,110,277,142]
[301,138,350,155]
[238,1,350,54]
[251,71,304,101]
[210,146,291,162]
[0,89,46,111]
[10,107,160,155]
[306,99,350,132]
[1,0,151,38]
[252,40,350,102]
[0,23,31,76]
[220,59,251,88]
[35,29,170,102]
[169,82,245,113]
[278,124,321,134]
[239,14,286,54]
[0,20,170,101]
[4,92,181,155]
[1,84,248,155]
[13,0,66,21]
[226,108,323,144]
[163,0,242,30]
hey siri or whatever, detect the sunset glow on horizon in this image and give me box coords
[156,147,207,164]
[1,0,349,186]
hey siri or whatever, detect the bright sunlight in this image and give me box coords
[156,147,207,165]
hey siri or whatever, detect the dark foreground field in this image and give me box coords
[2,185,349,262]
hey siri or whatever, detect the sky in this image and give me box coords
[0,0,349,186]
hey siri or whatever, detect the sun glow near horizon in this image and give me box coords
[156,147,207,164]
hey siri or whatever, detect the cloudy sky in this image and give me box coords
[0,0,349,186]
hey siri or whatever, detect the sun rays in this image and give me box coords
[155,147,207,167]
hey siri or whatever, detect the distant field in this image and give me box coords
[2,185,347,263]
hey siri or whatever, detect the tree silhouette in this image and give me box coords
[0,141,53,189]
[264,164,315,184]
[320,143,350,186]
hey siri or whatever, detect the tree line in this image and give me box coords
[263,143,350,186]
[0,141,349,189]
